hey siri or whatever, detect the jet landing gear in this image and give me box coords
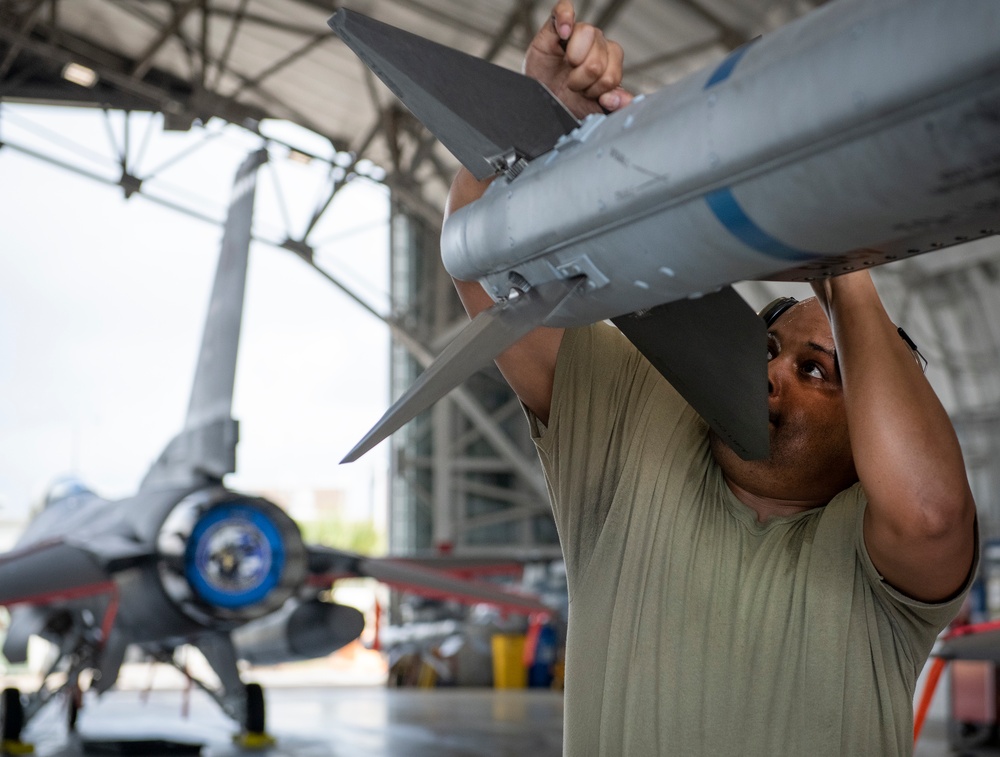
[232,683,275,749]
[0,687,33,755]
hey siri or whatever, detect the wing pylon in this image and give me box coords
[307,546,549,615]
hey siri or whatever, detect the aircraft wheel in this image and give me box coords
[245,683,265,734]
[1,687,25,742]
[67,689,80,731]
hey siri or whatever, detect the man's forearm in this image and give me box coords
[815,271,975,600]
[817,273,969,520]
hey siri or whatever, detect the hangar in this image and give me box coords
[1,0,998,754]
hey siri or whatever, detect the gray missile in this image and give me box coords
[331,0,1000,463]
[231,598,365,666]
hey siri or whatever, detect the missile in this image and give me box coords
[231,598,365,666]
[330,0,1000,462]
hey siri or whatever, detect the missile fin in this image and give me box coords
[329,9,579,180]
[342,277,585,463]
[612,286,769,460]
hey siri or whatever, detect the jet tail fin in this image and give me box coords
[140,148,268,491]
[328,9,579,180]
[342,278,584,463]
[612,287,769,460]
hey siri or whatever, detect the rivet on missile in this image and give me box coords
[634,280,650,289]
[624,114,635,128]
[659,267,676,277]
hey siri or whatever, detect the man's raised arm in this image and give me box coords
[814,271,977,602]
[444,0,632,423]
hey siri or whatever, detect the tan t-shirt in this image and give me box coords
[528,322,972,757]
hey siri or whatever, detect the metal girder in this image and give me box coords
[0,0,46,79]
[0,21,269,128]
[592,0,634,31]
[129,0,201,81]
[387,204,556,557]
[481,0,540,63]
[625,38,723,79]
[670,0,748,51]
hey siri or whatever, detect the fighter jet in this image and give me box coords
[330,0,1000,464]
[0,148,548,748]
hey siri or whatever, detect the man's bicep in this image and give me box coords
[863,498,977,604]
[495,327,565,423]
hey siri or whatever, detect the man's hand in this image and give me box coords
[524,0,633,119]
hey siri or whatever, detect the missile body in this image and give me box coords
[330,0,1000,462]
[442,0,1000,326]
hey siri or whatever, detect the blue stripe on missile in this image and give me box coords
[704,38,760,89]
[705,187,814,262]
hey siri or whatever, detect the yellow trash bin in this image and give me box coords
[491,633,527,688]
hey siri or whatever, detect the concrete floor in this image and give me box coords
[9,682,992,757]
[21,686,564,757]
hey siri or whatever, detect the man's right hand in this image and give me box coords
[524,0,633,119]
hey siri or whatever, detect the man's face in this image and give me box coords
[710,298,858,504]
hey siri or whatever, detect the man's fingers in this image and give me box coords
[533,0,576,55]
[525,0,628,117]
[583,40,625,100]
[565,27,625,100]
[563,25,602,87]
[598,86,633,113]
[551,0,576,42]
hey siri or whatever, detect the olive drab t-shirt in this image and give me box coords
[527,323,973,757]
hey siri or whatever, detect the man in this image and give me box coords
[448,3,978,754]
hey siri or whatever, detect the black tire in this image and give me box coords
[67,688,80,731]
[244,682,265,734]
[1,687,25,742]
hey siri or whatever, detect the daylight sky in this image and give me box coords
[0,103,392,524]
